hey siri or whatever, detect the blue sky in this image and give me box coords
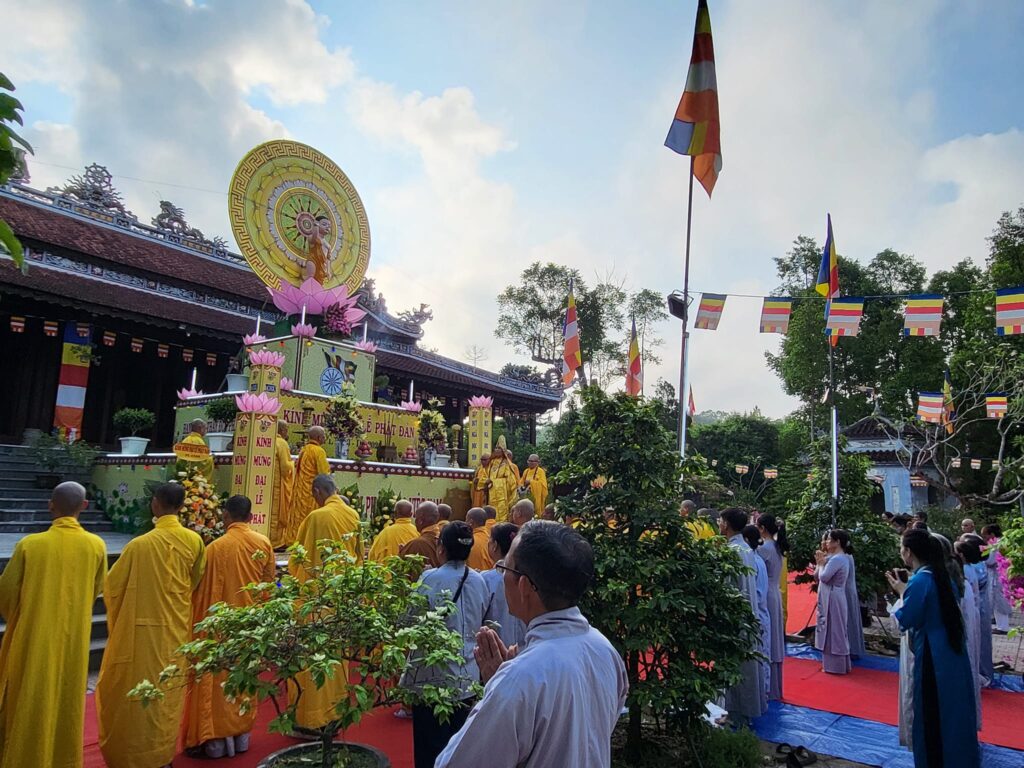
[8,0,1024,416]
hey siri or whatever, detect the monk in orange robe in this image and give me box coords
[270,421,295,548]
[471,455,491,508]
[285,426,330,544]
[465,507,493,571]
[181,495,275,758]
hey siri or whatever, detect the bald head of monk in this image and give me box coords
[277,420,290,439]
[415,501,440,532]
[511,499,535,527]
[483,505,497,521]
[151,482,186,518]
[466,507,486,529]
[190,418,207,437]
[49,481,88,520]
[307,425,326,445]
[438,504,452,521]
[312,473,336,506]
[395,499,414,519]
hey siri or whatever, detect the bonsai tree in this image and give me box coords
[30,432,99,475]
[204,397,238,428]
[131,539,466,768]
[112,407,156,437]
[556,387,760,761]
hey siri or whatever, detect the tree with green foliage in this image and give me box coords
[690,412,781,491]
[556,388,758,759]
[0,73,32,270]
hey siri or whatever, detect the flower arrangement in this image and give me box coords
[418,409,447,452]
[338,481,362,521]
[323,391,363,442]
[248,349,286,368]
[176,387,204,400]
[354,340,378,354]
[234,392,281,416]
[996,520,1024,615]
[370,486,399,538]
[291,322,316,339]
[280,377,294,392]
[93,487,152,535]
[468,395,493,408]
[400,400,422,413]
[243,333,267,346]
[177,466,224,543]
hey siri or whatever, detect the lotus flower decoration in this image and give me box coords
[248,349,286,367]
[267,278,368,319]
[243,333,267,346]
[176,387,204,400]
[280,377,294,392]
[234,392,281,416]
[291,322,317,339]
[400,401,423,413]
[355,340,379,354]
[468,395,494,408]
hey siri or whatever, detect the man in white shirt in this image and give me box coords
[435,520,628,768]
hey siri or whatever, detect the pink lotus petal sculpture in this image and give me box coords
[176,387,204,400]
[234,392,282,416]
[468,395,494,408]
[267,278,368,319]
[291,322,317,339]
[400,401,423,413]
[354,340,379,354]
[248,349,286,367]
[280,377,294,392]
[243,333,267,346]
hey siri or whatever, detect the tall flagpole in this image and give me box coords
[828,339,839,527]
[678,157,695,457]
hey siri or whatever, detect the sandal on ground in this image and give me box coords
[786,746,817,766]
[774,743,794,761]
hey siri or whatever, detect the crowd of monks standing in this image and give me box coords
[0,425,552,768]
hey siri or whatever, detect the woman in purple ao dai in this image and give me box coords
[815,529,853,675]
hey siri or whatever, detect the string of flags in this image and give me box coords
[686,286,1024,338]
[917,392,1008,423]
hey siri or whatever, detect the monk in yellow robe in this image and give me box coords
[465,508,494,570]
[288,474,362,729]
[485,447,519,522]
[483,505,497,532]
[182,418,215,481]
[471,456,491,508]
[0,482,106,768]
[182,495,275,757]
[285,426,330,545]
[270,420,295,549]
[367,499,418,562]
[519,454,548,511]
[96,482,206,768]
[506,450,522,485]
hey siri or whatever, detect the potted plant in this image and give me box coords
[131,541,467,768]
[29,433,100,488]
[225,355,249,392]
[323,390,363,459]
[373,374,391,403]
[418,409,447,467]
[204,398,238,450]
[112,407,156,455]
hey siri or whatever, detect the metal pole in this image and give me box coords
[678,157,695,457]
[829,340,839,526]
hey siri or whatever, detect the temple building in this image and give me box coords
[0,164,559,450]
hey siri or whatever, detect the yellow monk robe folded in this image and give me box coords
[182,431,215,481]
[96,515,206,768]
[486,458,519,522]
[288,495,362,730]
[0,517,106,768]
[467,526,494,571]
[271,436,295,548]
[520,466,548,511]
[471,463,489,509]
[367,517,418,563]
[181,522,275,749]
[285,442,330,545]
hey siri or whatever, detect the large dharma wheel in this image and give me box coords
[228,140,370,293]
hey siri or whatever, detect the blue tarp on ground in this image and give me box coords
[785,643,1024,693]
[751,701,1023,768]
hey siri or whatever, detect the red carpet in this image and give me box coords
[83,693,414,768]
[785,571,818,636]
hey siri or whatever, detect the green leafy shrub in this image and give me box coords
[204,397,238,425]
[93,488,153,535]
[112,407,156,437]
[418,409,447,452]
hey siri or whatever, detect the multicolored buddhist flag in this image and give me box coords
[9,316,25,333]
[735,463,749,475]
[182,347,193,363]
[759,297,792,334]
[816,214,841,346]
[986,394,1008,419]
[942,368,955,434]
[763,467,779,480]
[825,298,865,338]
[903,294,944,336]
[950,457,961,469]
[995,286,1024,336]
[53,323,91,438]
[206,352,217,366]
[43,320,58,337]
[157,343,169,358]
[664,0,721,197]
[970,458,982,470]
[103,330,116,346]
[695,293,726,330]
[131,337,143,353]
[561,280,582,388]
[688,386,696,417]
[625,318,642,396]
[917,392,945,424]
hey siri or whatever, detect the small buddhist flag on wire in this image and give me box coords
[995,286,1024,336]
[910,475,928,488]
[759,298,792,334]
[950,457,961,468]
[157,343,169,358]
[10,316,25,333]
[43,320,59,337]
[986,394,1008,419]
[206,352,217,366]
[695,293,726,330]
[735,463,749,475]
[917,392,945,423]
[103,330,116,346]
[825,298,865,338]
[182,348,193,362]
[75,322,91,339]
[131,338,143,353]
[971,458,982,470]
[764,467,778,479]
[903,294,944,336]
